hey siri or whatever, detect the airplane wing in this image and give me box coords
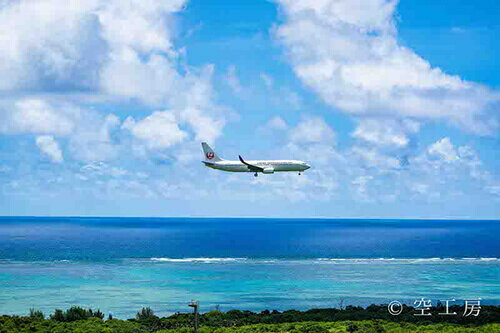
[239,155,264,172]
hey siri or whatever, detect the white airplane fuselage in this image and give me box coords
[204,159,310,173]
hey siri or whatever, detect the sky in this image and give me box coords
[0,0,498,218]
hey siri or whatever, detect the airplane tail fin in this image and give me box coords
[201,142,222,162]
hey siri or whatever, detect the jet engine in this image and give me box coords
[262,167,275,174]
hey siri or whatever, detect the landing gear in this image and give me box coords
[254,172,258,177]
[299,172,302,175]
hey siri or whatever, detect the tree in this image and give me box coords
[29,308,44,320]
[93,309,104,319]
[136,307,157,321]
[50,309,65,322]
[65,306,90,321]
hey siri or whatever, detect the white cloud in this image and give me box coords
[0,0,227,163]
[290,116,335,143]
[97,0,215,108]
[352,118,420,147]
[352,175,373,200]
[260,73,273,89]
[261,116,288,131]
[275,0,499,134]
[100,51,181,104]
[273,116,497,203]
[486,185,500,197]
[80,162,130,179]
[123,111,188,150]
[225,65,243,94]
[410,183,429,196]
[259,73,303,110]
[0,97,123,162]
[275,87,302,111]
[0,0,186,94]
[123,106,225,154]
[97,0,185,54]
[0,95,224,162]
[427,137,459,162]
[408,138,498,198]
[175,107,225,143]
[35,135,63,163]
[69,113,121,162]
[351,146,401,170]
[0,99,77,136]
[0,0,104,91]
[0,0,221,113]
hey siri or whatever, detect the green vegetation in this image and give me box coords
[136,307,158,321]
[155,321,500,333]
[49,307,104,322]
[0,305,499,332]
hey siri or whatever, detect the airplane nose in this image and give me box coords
[304,163,311,170]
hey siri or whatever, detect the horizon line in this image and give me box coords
[0,215,499,221]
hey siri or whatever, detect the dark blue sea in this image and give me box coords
[0,217,499,317]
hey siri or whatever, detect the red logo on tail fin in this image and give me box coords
[206,152,215,160]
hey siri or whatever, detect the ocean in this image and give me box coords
[0,217,498,318]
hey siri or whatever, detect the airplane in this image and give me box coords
[201,142,310,177]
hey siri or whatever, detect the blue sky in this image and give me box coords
[0,0,498,218]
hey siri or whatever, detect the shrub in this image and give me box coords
[346,321,359,332]
[300,323,330,333]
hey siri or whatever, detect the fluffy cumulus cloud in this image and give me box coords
[68,113,122,162]
[261,116,288,132]
[0,0,105,91]
[249,115,498,204]
[122,111,188,150]
[290,116,335,143]
[409,138,498,199]
[0,99,77,136]
[0,97,123,162]
[269,0,499,206]
[275,0,499,134]
[350,146,401,171]
[35,135,63,163]
[352,118,420,148]
[0,0,185,97]
[427,137,459,162]
[0,0,225,162]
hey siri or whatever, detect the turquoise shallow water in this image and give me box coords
[0,217,499,318]
[0,258,499,318]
